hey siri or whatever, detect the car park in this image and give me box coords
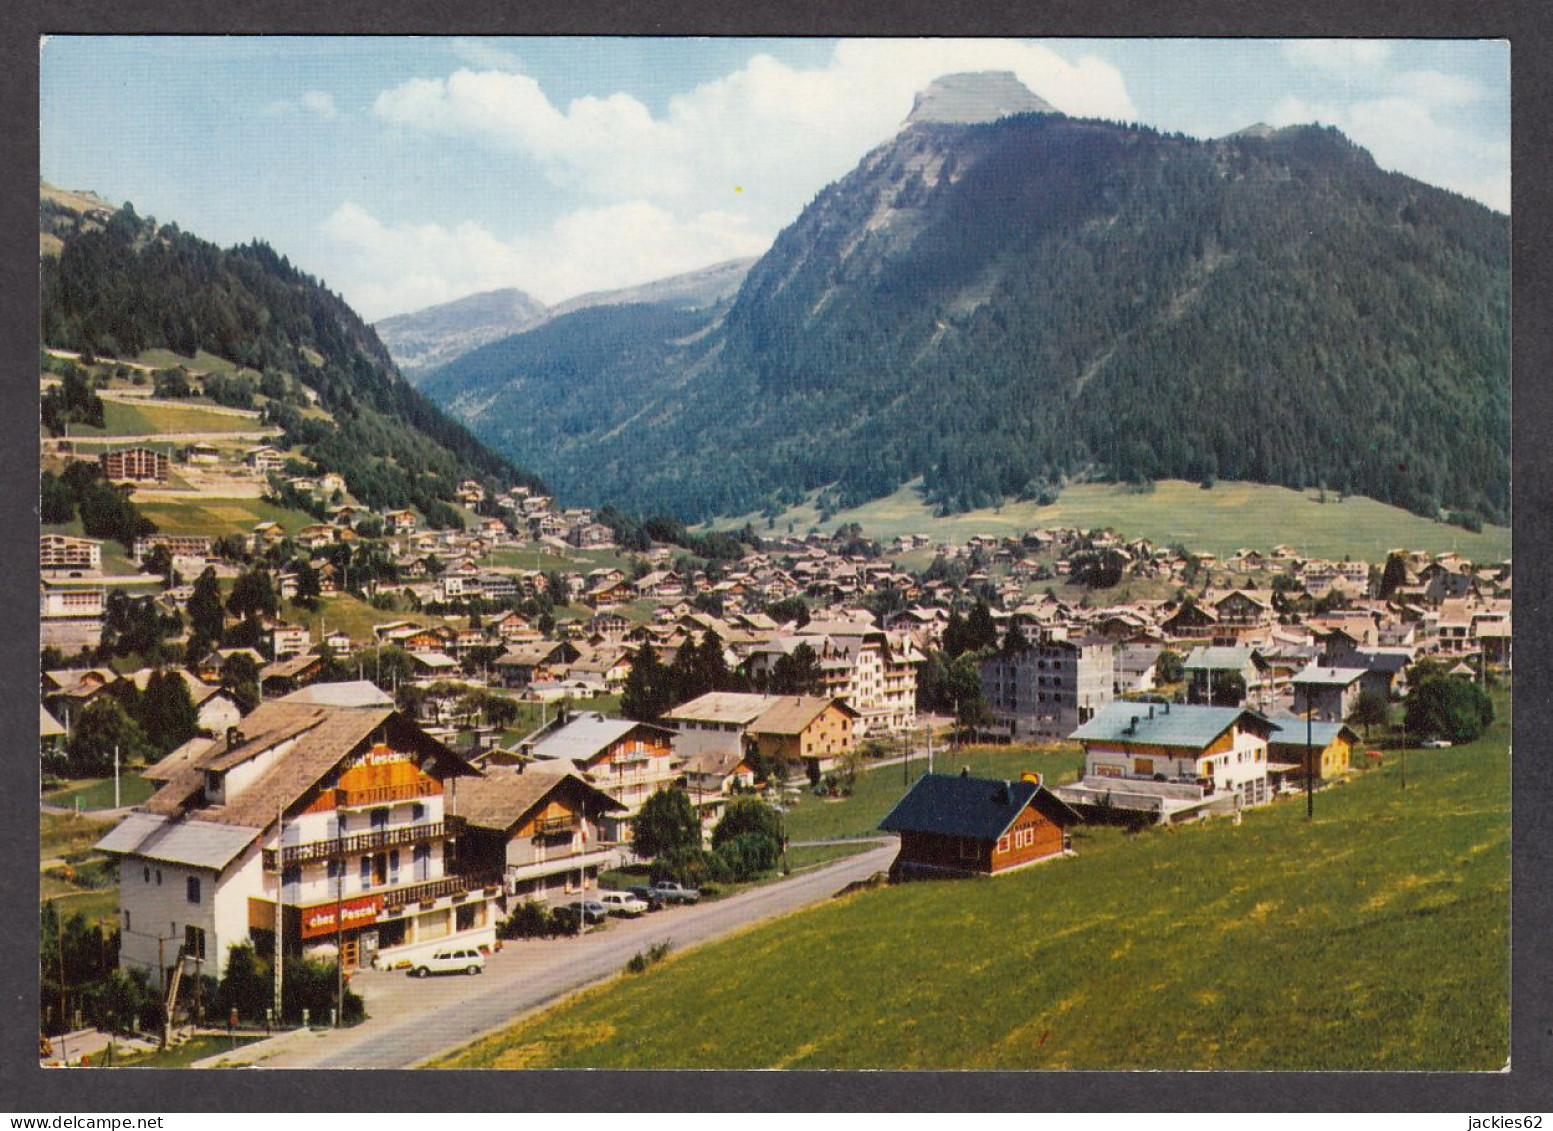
[408,947,486,978]
[598,891,649,917]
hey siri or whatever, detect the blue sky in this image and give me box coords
[40,37,1510,322]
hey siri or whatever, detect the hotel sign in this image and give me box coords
[300,894,383,939]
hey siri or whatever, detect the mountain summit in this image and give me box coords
[904,71,1057,126]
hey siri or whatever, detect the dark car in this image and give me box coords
[626,885,667,911]
[552,900,608,929]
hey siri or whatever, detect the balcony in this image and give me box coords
[337,779,441,808]
[380,872,502,912]
[532,814,578,837]
[265,816,466,871]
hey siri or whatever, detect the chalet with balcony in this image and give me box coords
[663,692,858,779]
[450,770,625,904]
[524,714,679,837]
[1058,702,1281,823]
[879,771,1080,880]
[96,695,497,979]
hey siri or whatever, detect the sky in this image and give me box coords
[40,37,1510,323]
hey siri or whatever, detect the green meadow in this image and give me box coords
[719,478,1511,563]
[435,694,1509,1071]
[134,497,314,536]
[66,398,264,438]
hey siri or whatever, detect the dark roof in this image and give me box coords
[878,773,1079,841]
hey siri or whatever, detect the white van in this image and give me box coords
[409,947,486,977]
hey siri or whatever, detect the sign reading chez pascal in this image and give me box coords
[302,895,384,938]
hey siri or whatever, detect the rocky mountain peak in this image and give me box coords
[904,71,1057,127]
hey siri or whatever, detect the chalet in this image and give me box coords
[384,510,418,535]
[1291,665,1367,722]
[185,441,221,465]
[1113,644,1164,696]
[42,667,120,731]
[1059,702,1281,822]
[525,714,680,833]
[243,446,286,474]
[493,640,581,689]
[1211,590,1273,628]
[450,770,624,904]
[1161,602,1218,639]
[95,697,497,979]
[1266,718,1358,785]
[879,771,1080,880]
[259,654,325,694]
[663,692,858,780]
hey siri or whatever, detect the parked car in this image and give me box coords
[626,885,667,911]
[552,900,608,929]
[408,947,485,978]
[598,891,649,917]
[651,881,701,905]
[1422,738,1453,748]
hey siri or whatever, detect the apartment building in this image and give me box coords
[980,632,1114,739]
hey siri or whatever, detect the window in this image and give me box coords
[361,856,373,890]
[143,866,150,883]
[411,802,426,822]
[997,836,1011,854]
[155,869,163,886]
[184,925,206,960]
[124,910,131,932]
[186,876,201,904]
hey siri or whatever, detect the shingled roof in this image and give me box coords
[879,773,1080,841]
[449,769,623,833]
[141,701,477,828]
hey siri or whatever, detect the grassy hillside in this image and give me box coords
[134,497,315,537]
[63,398,268,438]
[721,479,1512,562]
[436,692,1509,1071]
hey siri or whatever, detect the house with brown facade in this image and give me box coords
[879,771,1079,880]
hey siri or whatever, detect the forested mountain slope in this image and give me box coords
[40,193,545,523]
[426,107,1509,527]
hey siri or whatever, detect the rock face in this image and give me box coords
[904,71,1057,126]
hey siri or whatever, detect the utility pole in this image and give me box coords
[114,744,121,810]
[274,803,284,1027]
[1305,704,1314,820]
[335,838,345,1027]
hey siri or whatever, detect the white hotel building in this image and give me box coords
[98,690,500,980]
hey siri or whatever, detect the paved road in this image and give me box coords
[206,841,897,1069]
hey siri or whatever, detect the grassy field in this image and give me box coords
[782,745,1084,843]
[64,398,265,438]
[720,479,1511,563]
[40,811,120,929]
[134,348,245,376]
[291,593,423,643]
[485,547,582,572]
[436,695,1509,1071]
[44,773,155,811]
[135,496,314,537]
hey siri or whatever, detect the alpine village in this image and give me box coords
[38,72,1510,1071]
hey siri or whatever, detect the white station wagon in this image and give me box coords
[598,892,649,917]
[409,947,486,977]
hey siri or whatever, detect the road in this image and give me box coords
[202,840,896,1069]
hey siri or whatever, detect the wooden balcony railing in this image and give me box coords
[533,814,578,837]
[379,872,501,912]
[264,816,466,871]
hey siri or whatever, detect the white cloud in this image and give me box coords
[449,38,525,71]
[300,90,339,119]
[262,89,341,120]
[371,40,1138,240]
[321,199,772,321]
[1282,40,1394,73]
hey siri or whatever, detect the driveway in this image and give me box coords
[202,840,896,1069]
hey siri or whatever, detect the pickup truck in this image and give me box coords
[650,881,701,905]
